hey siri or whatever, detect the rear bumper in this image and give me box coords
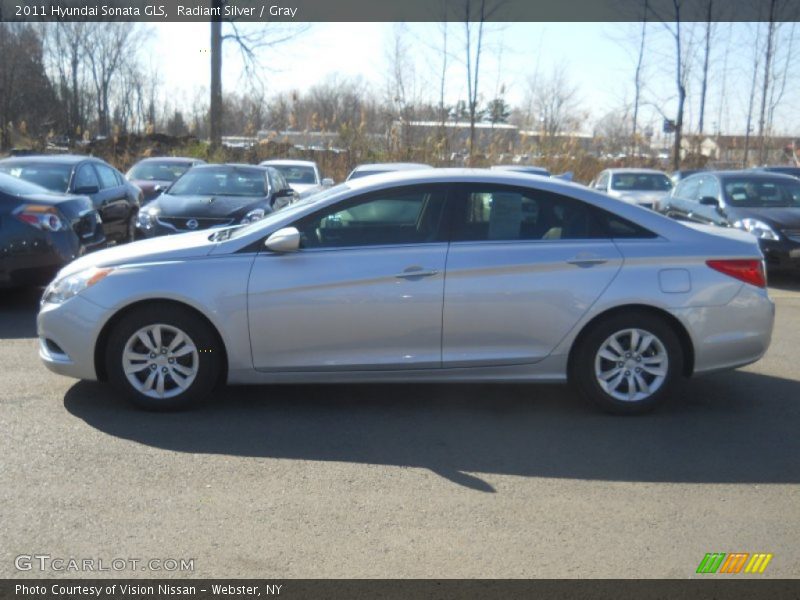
[669,284,775,375]
[0,230,81,288]
[759,238,800,272]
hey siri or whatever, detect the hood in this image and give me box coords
[132,179,171,199]
[56,229,217,278]
[147,193,268,219]
[611,190,670,204]
[289,183,317,194]
[729,206,800,230]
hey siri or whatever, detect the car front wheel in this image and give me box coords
[570,311,684,415]
[106,304,222,410]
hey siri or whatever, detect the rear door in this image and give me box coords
[247,184,450,371]
[442,184,623,367]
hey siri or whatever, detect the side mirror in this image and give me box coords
[699,196,719,206]
[322,178,334,187]
[275,188,295,198]
[264,227,300,253]
[154,184,167,193]
[74,185,99,195]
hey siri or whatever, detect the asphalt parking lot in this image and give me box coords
[2,278,799,579]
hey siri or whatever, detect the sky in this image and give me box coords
[149,21,799,138]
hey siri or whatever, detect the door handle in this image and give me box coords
[566,254,607,266]
[395,267,439,279]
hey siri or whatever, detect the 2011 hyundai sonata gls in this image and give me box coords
[38,169,774,414]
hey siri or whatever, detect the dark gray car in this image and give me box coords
[661,170,800,272]
[0,155,142,244]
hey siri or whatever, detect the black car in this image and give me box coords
[136,164,295,238]
[0,155,142,244]
[126,156,206,203]
[661,171,800,272]
[0,173,105,288]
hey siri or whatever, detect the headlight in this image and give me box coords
[733,218,780,241]
[241,208,266,224]
[42,267,113,305]
[137,208,159,229]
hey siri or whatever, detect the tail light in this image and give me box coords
[13,205,67,232]
[706,259,766,288]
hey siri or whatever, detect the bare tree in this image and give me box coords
[696,0,714,136]
[756,0,778,164]
[82,22,149,137]
[461,0,503,163]
[208,3,309,147]
[531,64,584,155]
[651,0,697,170]
[743,22,763,167]
[631,0,648,156]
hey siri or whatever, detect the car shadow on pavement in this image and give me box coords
[0,287,41,339]
[64,370,800,492]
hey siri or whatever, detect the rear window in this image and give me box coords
[611,173,673,192]
[0,163,72,193]
[0,172,51,197]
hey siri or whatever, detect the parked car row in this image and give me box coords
[583,165,800,273]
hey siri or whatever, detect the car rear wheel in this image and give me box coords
[570,311,683,415]
[106,305,221,410]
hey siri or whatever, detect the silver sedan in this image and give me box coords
[38,169,774,414]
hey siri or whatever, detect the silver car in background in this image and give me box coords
[591,168,673,211]
[38,169,774,414]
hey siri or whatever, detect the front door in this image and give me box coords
[247,184,450,371]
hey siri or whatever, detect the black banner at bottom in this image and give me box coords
[2,580,800,600]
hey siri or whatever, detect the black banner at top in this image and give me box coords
[2,0,800,23]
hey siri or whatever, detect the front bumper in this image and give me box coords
[37,294,108,380]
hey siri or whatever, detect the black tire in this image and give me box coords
[569,310,684,415]
[106,304,222,410]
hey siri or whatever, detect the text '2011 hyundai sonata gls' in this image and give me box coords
[38,169,775,414]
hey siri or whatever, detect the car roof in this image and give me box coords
[134,156,204,164]
[606,168,669,175]
[491,165,550,174]
[351,162,433,172]
[0,154,97,165]
[698,170,800,181]
[194,163,268,171]
[260,159,317,167]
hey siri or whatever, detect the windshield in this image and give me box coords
[227,183,352,240]
[0,163,72,193]
[128,161,193,182]
[168,167,266,197]
[723,178,800,208]
[0,172,52,197]
[610,173,672,192]
[269,165,317,185]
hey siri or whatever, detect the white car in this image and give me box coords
[259,160,333,196]
[591,168,673,211]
